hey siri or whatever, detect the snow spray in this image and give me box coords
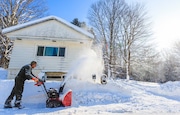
[64,45,104,84]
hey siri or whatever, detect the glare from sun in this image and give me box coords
[154,18,180,51]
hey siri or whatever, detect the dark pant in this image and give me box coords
[5,76,24,104]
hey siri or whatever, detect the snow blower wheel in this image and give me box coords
[46,99,63,108]
[46,88,64,108]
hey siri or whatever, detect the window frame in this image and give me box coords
[37,46,66,57]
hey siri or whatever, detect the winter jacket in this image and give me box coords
[16,64,36,82]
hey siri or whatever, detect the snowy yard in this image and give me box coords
[0,77,180,115]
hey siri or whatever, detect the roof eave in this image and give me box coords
[2,16,94,39]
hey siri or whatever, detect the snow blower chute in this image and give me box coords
[35,78,72,108]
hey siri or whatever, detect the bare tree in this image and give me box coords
[88,0,153,80]
[0,33,13,68]
[0,0,47,28]
[161,41,180,82]
[162,50,180,82]
[88,0,127,78]
[117,3,152,80]
[131,44,160,82]
[173,41,180,59]
[0,0,47,68]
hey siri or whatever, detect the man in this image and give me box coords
[4,61,39,108]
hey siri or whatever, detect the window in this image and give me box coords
[45,47,58,56]
[59,47,65,57]
[37,46,66,57]
[37,46,44,56]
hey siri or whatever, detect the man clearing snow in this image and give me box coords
[4,61,39,109]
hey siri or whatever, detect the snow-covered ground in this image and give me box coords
[0,78,180,115]
[0,48,180,115]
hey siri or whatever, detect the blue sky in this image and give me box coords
[46,0,98,23]
[46,0,180,50]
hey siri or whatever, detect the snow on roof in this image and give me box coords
[2,15,94,39]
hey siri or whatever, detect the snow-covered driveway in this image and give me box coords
[0,79,180,115]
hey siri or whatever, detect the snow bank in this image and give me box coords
[0,79,131,115]
[149,81,180,101]
[65,79,131,106]
[0,79,180,115]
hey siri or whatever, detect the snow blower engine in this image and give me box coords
[46,87,62,108]
[35,77,72,108]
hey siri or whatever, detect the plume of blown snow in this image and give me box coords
[64,45,104,84]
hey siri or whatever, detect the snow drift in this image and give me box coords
[0,79,180,115]
[0,46,180,114]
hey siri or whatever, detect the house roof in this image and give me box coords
[2,15,94,39]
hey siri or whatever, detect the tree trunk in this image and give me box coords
[126,48,131,80]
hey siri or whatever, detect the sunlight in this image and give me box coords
[154,17,180,50]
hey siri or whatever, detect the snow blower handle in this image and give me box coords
[59,83,66,94]
[32,77,44,86]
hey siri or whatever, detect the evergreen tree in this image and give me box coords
[71,18,81,27]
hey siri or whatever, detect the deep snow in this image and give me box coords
[0,79,180,115]
[0,48,180,115]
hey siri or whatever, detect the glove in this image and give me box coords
[35,81,43,86]
[32,77,39,82]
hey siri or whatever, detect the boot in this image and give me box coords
[14,100,24,109]
[4,100,12,108]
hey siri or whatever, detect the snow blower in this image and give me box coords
[35,78,72,108]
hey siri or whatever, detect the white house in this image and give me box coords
[2,16,94,79]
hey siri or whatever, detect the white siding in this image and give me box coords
[8,40,37,78]
[7,20,92,42]
[9,40,36,68]
[8,39,90,78]
[6,18,93,79]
